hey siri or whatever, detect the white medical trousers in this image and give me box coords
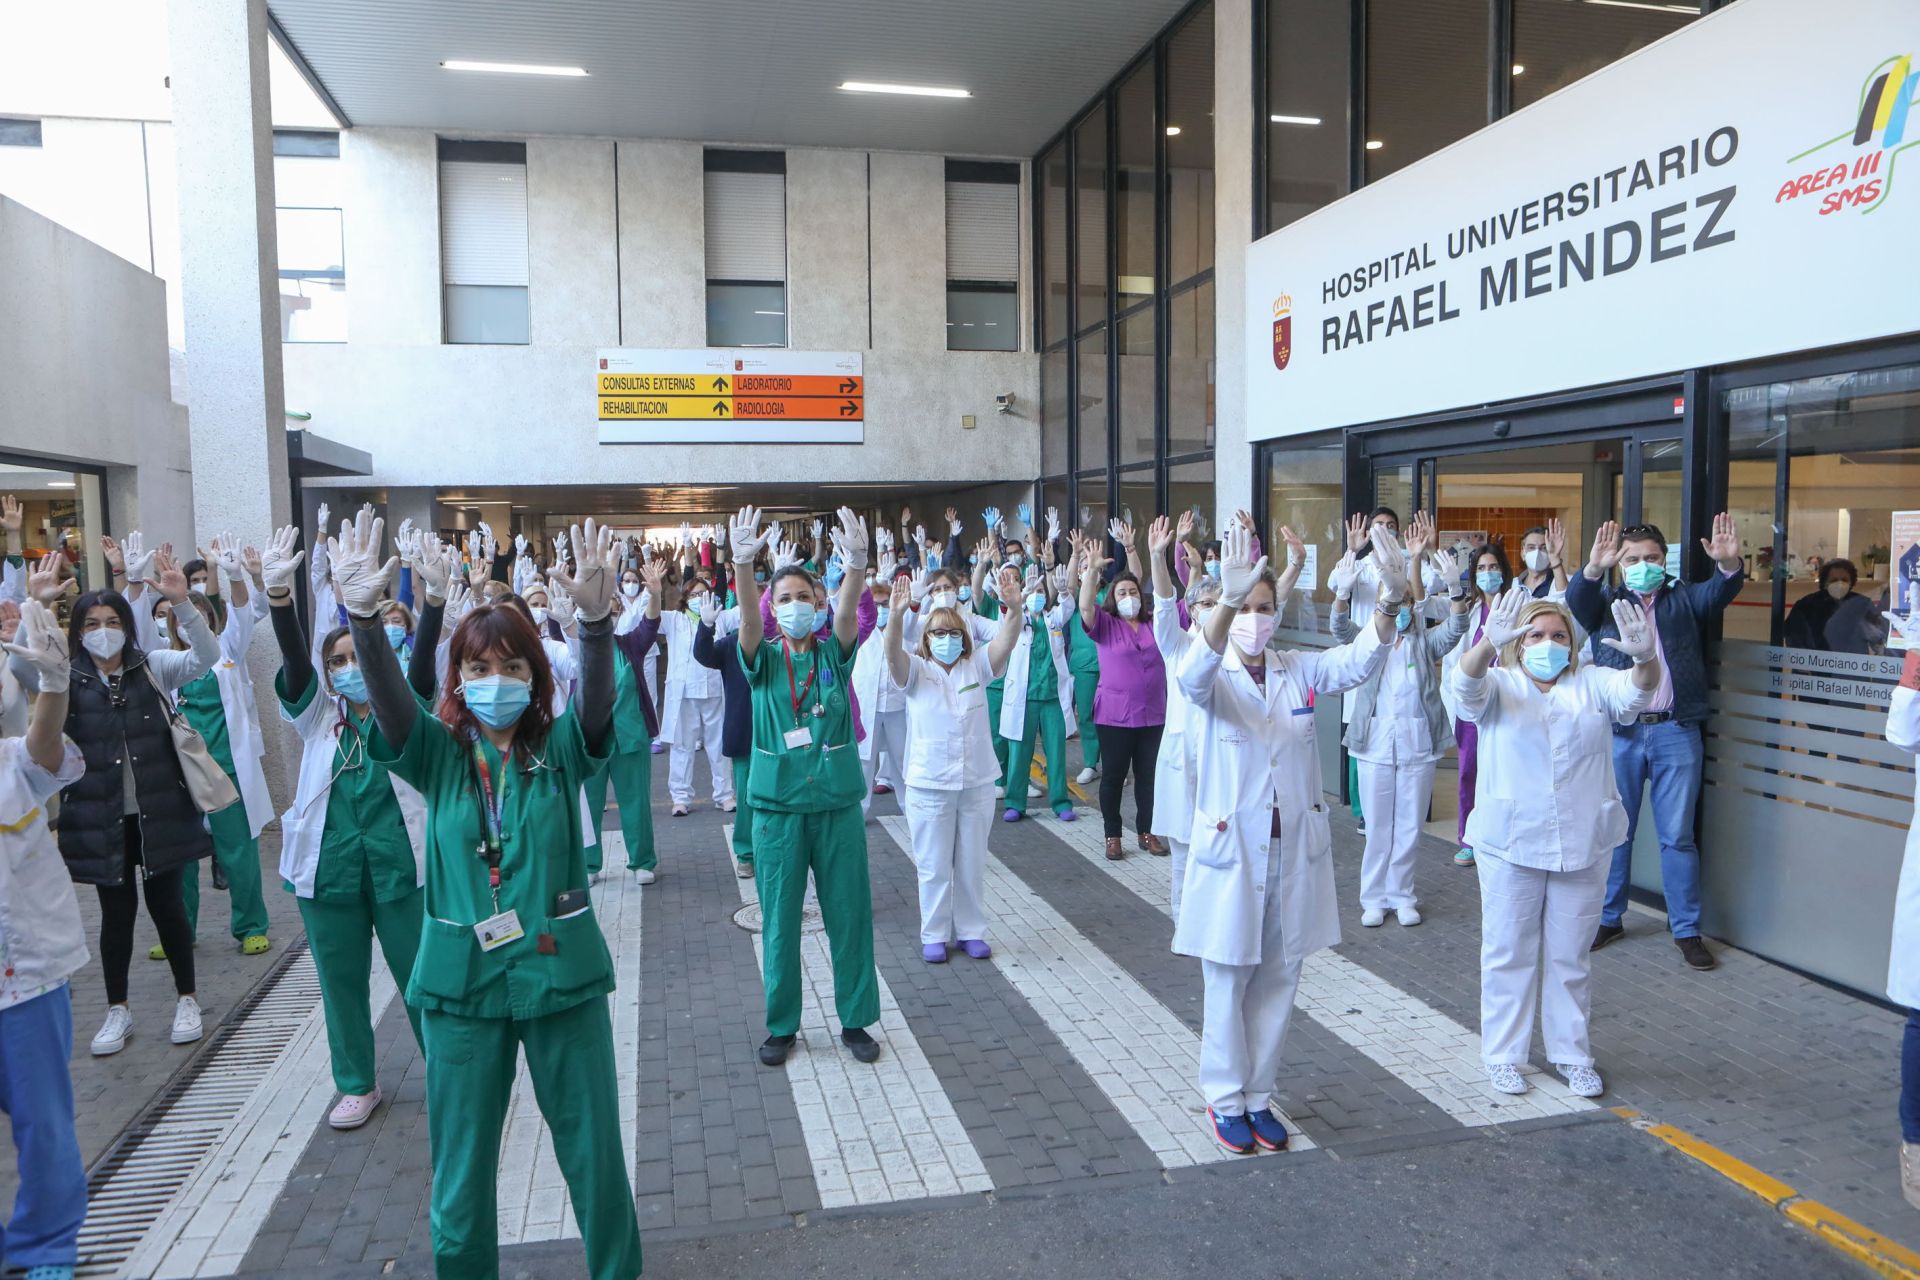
[1198,839,1304,1117]
[1168,837,1189,920]
[902,782,994,946]
[668,693,732,806]
[1355,756,1436,912]
[860,708,908,816]
[1475,850,1609,1068]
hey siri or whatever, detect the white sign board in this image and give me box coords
[596,349,865,445]
[1894,509,1920,651]
[1247,0,1920,439]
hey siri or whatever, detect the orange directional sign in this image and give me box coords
[733,396,864,421]
[596,349,865,444]
[731,374,863,397]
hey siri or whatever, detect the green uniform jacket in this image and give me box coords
[739,634,864,813]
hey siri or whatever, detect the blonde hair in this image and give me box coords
[915,605,973,661]
[1500,599,1580,673]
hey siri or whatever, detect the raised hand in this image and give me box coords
[1328,549,1359,600]
[414,535,453,602]
[1701,511,1742,570]
[1046,507,1060,543]
[1218,522,1270,609]
[1404,511,1434,559]
[327,506,397,618]
[1147,515,1174,554]
[100,534,126,577]
[1370,525,1412,600]
[259,526,307,594]
[0,600,18,646]
[695,590,719,628]
[833,507,870,572]
[995,563,1023,607]
[982,506,1002,535]
[888,575,912,612]
[151,548,190,605]
[209,532,245,581]
[1545,517,1567,566]
[0,495,20,535]
[1107,517,1130,547]
[1017,502,1033,532]
[1586,520,1621,576]
[1280,525,1306,566]
[947,507,963,539]
[552,519,616,622]
[1345,512,1370,554]
[729,505,770,564]
[122,531,156,584]
[3,599,70,694]
[444,579,473,623]
[1429,545,1464,590]
[1175,509,1194,544]
[1482,583,1534,647]
[26,554,64,604]
[547,579,578,631]
[1601,598,1657,661]
[316,502,331,541]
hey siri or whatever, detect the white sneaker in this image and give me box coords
[1396,906,1423,927]
[1902,1141,1920,1210]
[735,860,755,879]
[1555,1063,1604,1098]
[170,996,203,1045]
[718,798,736,813]
[1360,908,1386,928]
[1027,783,1042,799]
[1487,1063,1530,1095]
[634,867,657,885]
[996,784,1005,798]
[328,1088,383,1130]
[1075,767,1096,785]
[91,1006,133,1056]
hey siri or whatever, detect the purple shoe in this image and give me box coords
[650,740,665,755]
[922,943,949,963]
[1002,808,1023,823]
[958,939,992,959]
[1055,808,1077,822]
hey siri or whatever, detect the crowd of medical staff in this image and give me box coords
[1,491,1917,1280]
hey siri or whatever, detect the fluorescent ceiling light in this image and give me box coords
[441,60,589,77]
[753,310,786,316]
[47,481,75,488]
[1165,125,1182,136]
[1365,139,1384,150]
[1583,0,1699,12]
[838,81,970,98]
[1270,114,1322,125]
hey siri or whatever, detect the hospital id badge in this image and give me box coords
[783,725,813,751]
[474,909,524,952]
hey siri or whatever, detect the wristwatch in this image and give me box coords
[1375,594,1407,617]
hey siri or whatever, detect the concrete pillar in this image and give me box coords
[787,149,871,351]
[383,486,439,543]
[1212,0,1255,528]
[617,140,706,347]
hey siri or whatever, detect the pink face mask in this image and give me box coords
[1229,612,1276,654]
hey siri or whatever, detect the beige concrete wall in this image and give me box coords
[528,137,619,346]
[616,139,706,347]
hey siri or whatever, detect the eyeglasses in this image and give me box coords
[927,629,963,641]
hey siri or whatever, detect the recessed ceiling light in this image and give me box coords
[1584,0,1699,11]
[1511,63,1525,75]
[1165,125,1182,136]
[47,481,74,488]
[1270,114,1323,125]
[441,60,589,77]
[1365,139,1384,150]
[838,81,970,98]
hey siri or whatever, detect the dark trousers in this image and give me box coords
[1095,722,1164,839]
[95,817,197,1005]
[1903,1009,1920,1144]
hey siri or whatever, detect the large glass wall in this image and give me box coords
[1512,0,1697,110]
[1264,0,1350,231]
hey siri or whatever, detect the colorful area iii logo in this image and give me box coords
[1779,53,1917,216]
[1272,293,1293,370]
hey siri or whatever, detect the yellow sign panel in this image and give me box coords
[599,395,735,420]
[596,373,731,395]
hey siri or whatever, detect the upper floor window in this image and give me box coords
[704,149,786,348]
[439,139,529,345]
[0,117,43,148]
[945,160,1019,352]
[275,130,345,343]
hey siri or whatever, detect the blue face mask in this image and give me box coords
[929,634,965,665]
[1522,640,1571,682]
[776,600,818,639]
[385,623,408,650]
[754,571,769,584]
[330,664,368,704]
[1474,570,1503,595]
[1025,592,1047,615]
[1623,560,1665,593]
[875,605,890,628]
[958,585,972,603]
[461,674,532,729]
[1395,606,1413,632]
[1204,560,1221,579]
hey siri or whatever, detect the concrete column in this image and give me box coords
[1212,0,1255,528]
[617,140,707,347]
[528,137,619,346]
[787,149,870,351]
[868,153,945,351]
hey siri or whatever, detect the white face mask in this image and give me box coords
[1117,595,1141,620]
[621,581,641,598]
[1523,548,1550,573]
[930,589,958,611]
[189,580,209,595]
[83,628,127,661]
[530,606,550,626]
[1826,580,1851,601]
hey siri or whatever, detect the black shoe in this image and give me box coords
[1590,922,1624,952]
[841,1027,881,1064]
[1676,936,1716,970]
[211,860,228,891]
[758,1034,796,1067]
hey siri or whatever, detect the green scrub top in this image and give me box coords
[1068,598,1104,676]
[739,634,863,813]
[178,668,236,774]
[372,707,613,1021]
[1026,618,1059,701]
[277,676,418,904]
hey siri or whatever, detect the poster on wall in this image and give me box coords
[1893,509,1920,650]
[1245,0,1920,441]
[596,349,865,445]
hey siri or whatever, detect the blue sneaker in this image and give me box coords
[1246,1108,1290,1152]
[1002,808,1023,823]
[1455,846,1475,867]
[1209,1108,1255,1154]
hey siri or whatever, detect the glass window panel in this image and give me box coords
[1075,104,1109,330]
[445,283,529,345]
[1263,436,1344,781]
[1117,309,1156,467]
[1167,281,1214,455]
[1117,467,1157,566]
[1168,454,1215,586]
[1265,0,1350,231]
[706,282,787,348]
[1040,142,1070,346]
[1042,350,1071,476]
[1077,328,1109,475]
[1366,0,1487,182]
[1115,62,1155,308]
[1074,481,1109,555]
[275,207,343,273]
[0,459,105,607]
[947,287,1018,352]
[1042,479,1070,562]
[279,277,348,343]
[1513,0,1696,110]
[1167,3,1214,281]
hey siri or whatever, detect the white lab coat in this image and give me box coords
[1174,625,1388,967]
[656,611,722,743]
[1149,593,1202,916]
[852,632,907,762]
[0,738,87,1009]
[276,685,427,899]
[1886,682,1920,1008]
[998,603,1077,742]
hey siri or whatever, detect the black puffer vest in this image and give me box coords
[59,649,213,885]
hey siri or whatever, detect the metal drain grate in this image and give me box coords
[72,942,325,1279]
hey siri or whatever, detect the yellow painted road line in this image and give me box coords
[1029,751,1093,806]
[1613,1106,1920,1278]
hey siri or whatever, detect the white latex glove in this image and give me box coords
[914,524,927,547]
[1046,508,1060,543]
[259,525,307,594]
[444,579,473,624]
[696,593,719,627]
[810,519,824,548]
[1600,598,1658,662]
[1107,517,1127,545]
[1328,550,1359,600]
[730,505,770,565]
[876,526,894,555]
[514,533,529,558]
[952,513,967,539]
[1218,522,1270,609]
[328,507,398,619]
[4,599,70,694]
[122,531,156,584]
[552,519,615,623]
[414,536,453,603]
[1429,547,1464,593]
[316,502,331,541]
[209,533,245,582]
[467,528,484,566]
[1482,584,1534,647]
[554,530,570,563]
[1370,526,1412,602]
[832,506,870,573]
[547,580,577,631]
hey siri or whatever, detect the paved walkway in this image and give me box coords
[14,753,1915,1278]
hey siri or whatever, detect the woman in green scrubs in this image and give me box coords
[731,505,882,1069]
[335,510,641,1280]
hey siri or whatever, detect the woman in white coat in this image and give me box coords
[853,582,907,815]
[645,566,734,817]
[1176,521,1400,1156]
[1450,585,1661,1099]
[1147,513,1215,918]
[885,567,1024,962]
[1883,598,1920,1209]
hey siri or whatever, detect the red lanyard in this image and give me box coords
[782,637,820,724]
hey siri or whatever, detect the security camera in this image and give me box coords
[994,393,1015,414]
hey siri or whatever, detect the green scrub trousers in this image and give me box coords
[1072,670,1102,770]
[1003,700,1071,816]
[586,747,656,875]
[731,756,755,864]
[180,775,271,942]
[299,885,424,1095]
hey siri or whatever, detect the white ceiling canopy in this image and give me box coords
[267,0,1196,157]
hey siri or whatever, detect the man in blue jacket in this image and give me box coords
[1567,513,1746,971]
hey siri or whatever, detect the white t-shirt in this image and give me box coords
[894,649,999,791]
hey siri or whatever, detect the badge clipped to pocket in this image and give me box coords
[474,909,525,953]
[783,725,813,751]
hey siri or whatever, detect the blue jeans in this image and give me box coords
[1602,719,1704,936]
[0,984,87,1270]
[1903,1009,1920,1144]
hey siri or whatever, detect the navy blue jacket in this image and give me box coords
[692,624,753,759]
[1565,564,1745,727]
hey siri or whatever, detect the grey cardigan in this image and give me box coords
[1332,603,1469,760]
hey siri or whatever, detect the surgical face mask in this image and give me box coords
[330,664,368,704]
[385,623,408,649]
[865,575,877,589]
[1395,606,1413,632]
[929,633,965,666]
[1826,580,1851,601]
[875,605,891,628]
[1204,560,1221,579]
[930,589,958,611]
[1622,560,1666,593]
[1229,612,1276,654]
[1117,595,1141,620]
[83,629,127,661]
[1521,640,1571,682]
[1025,591,1047,616]
[1474,570,1503,594]
[1007,551,1024,567]
[754,571,769,584]
[968,555,977,566]
[460,674,532,729]
[156,617,172,645]
[958,585,972,603]
[1192,603,1215,629]
[189,579,209,595]
[621,581,641,599]
[530,607,550,627]
[775,600,818,639]
[1523,548,1550,574]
